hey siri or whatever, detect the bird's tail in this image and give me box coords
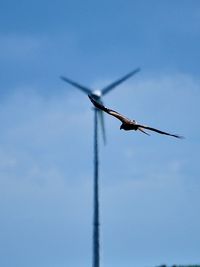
[138,127,150,136]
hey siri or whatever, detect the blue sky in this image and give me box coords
[0,1,200,267]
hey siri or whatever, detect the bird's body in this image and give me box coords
[120,121,138,131]
[88,95,183,139]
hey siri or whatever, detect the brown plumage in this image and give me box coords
[88,95,183,139]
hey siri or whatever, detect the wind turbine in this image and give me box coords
[60,68,140,267]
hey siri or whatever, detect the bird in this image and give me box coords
[60,68,140,144]
[88,95,183,139]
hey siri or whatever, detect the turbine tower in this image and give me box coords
[60,68,140,267]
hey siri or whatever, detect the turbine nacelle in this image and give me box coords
[91,90,102,100]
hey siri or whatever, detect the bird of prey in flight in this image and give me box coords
[60,68,140,144]
[88,95,183,139]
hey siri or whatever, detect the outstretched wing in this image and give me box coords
[88,95,131,123]
[137,124,184,139]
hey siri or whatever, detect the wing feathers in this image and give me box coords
[88,95,130,123]
[138,125,183,139]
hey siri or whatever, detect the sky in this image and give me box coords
[0,1,200,267]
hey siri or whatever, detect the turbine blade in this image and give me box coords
[98,110,106,145]
[60,75,92,95]
[101,68,140,95]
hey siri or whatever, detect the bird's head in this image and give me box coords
[120,124,124,130]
